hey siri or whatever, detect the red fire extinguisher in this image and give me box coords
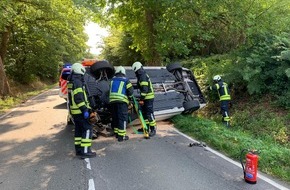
[240,149,259,184]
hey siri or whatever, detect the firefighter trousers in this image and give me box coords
[110,102,128,137]
[141,99,156,130]
[220,100,230,126]
[73,114,93,154]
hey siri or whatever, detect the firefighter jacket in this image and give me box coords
[210,80,231,101]
[109,73,134,104]
[135,69,154,100]
[68,74,91,115]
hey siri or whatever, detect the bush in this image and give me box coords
[182,33,290,109]
[233,33,290,108]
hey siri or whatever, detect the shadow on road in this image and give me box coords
[53,102,67,109]
[0,121,85,189]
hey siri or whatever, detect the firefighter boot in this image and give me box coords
[80,147,96,159]
[118,135,129,142]
[149,126,156,137]
[75,145,82,156]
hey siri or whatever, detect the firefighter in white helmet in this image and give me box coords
[68,63,96,158]
[132,61,157,137]
[208,75,231,127]
[109,66,134,142]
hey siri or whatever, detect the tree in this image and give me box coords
[101,0,167,65]
[0,56,11,96]
[101,28,144,66]
[96,0,290,64]
[0,0,16,96]
[0,0,89,94]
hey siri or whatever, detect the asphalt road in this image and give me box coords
[0,87,289,190]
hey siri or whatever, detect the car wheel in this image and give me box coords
[166,63,183,81]
[166,63,182,72]
[182,100,200,114]
[90,60,115,79]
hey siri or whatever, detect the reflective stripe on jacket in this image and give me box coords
[211,81,231,101]
[68,74,91,115]
[109,75,133,104]
[137,70,154,100]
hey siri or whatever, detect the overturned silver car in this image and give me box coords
[65,61,206,137]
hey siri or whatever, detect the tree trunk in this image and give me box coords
[145,9,161,66]
[0,30,12,97]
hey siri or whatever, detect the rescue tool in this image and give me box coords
[132,96,150,139]
[240,149,260,184]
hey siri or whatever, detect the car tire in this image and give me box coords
[166,63,183,81]
[90,60,115,79]
[166,63,182,72]
[183,100,200,114]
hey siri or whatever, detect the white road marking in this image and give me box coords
[0,107,18,119]
[172,128,290,190]
[0,90,50,120]
[0,88,98,190]
[85,158,91,170]
[88,178,95,190]
[85,159,95,190]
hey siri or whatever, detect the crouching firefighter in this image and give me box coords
[68,63,96,158]
[208,75,231,127]
[109,66,134,142]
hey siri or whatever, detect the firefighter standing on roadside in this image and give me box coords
[109,66,134,142]
[132,61,156,137]
[208,75,231,127]
[68,63,96,158]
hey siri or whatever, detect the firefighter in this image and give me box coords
[109,66,134,142]
[208,75,231,127]
[132,61,156,137]
[68,63,96,158]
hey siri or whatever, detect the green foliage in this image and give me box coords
[101,29,144,66]
[171,114,290,182]
[232,104,289,146]
[1,0,88,84]
[95,0,290,64]
[182,33,290,109]
[233,33,290,108]
[0,81,55,113]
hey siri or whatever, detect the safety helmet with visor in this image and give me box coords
[213,75,221,82]
[72,63,86,75]
[115,66,126,75]
[132,62,143,72]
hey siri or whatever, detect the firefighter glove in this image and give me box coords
[139,100,144,106]
[83,111,89,119]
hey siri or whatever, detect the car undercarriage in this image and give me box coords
[64,61,206,138]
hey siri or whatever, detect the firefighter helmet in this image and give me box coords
[132,62,143,72]
[72,63,86,75]
[213,75,221,82]
[115,66,126,75]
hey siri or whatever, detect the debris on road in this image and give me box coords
[189,142,207,147]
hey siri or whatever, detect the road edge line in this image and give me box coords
[0,89,50,120]
[172,128,290,190]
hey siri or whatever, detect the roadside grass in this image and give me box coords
[0,81,56,114]
[171,112,290,183]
